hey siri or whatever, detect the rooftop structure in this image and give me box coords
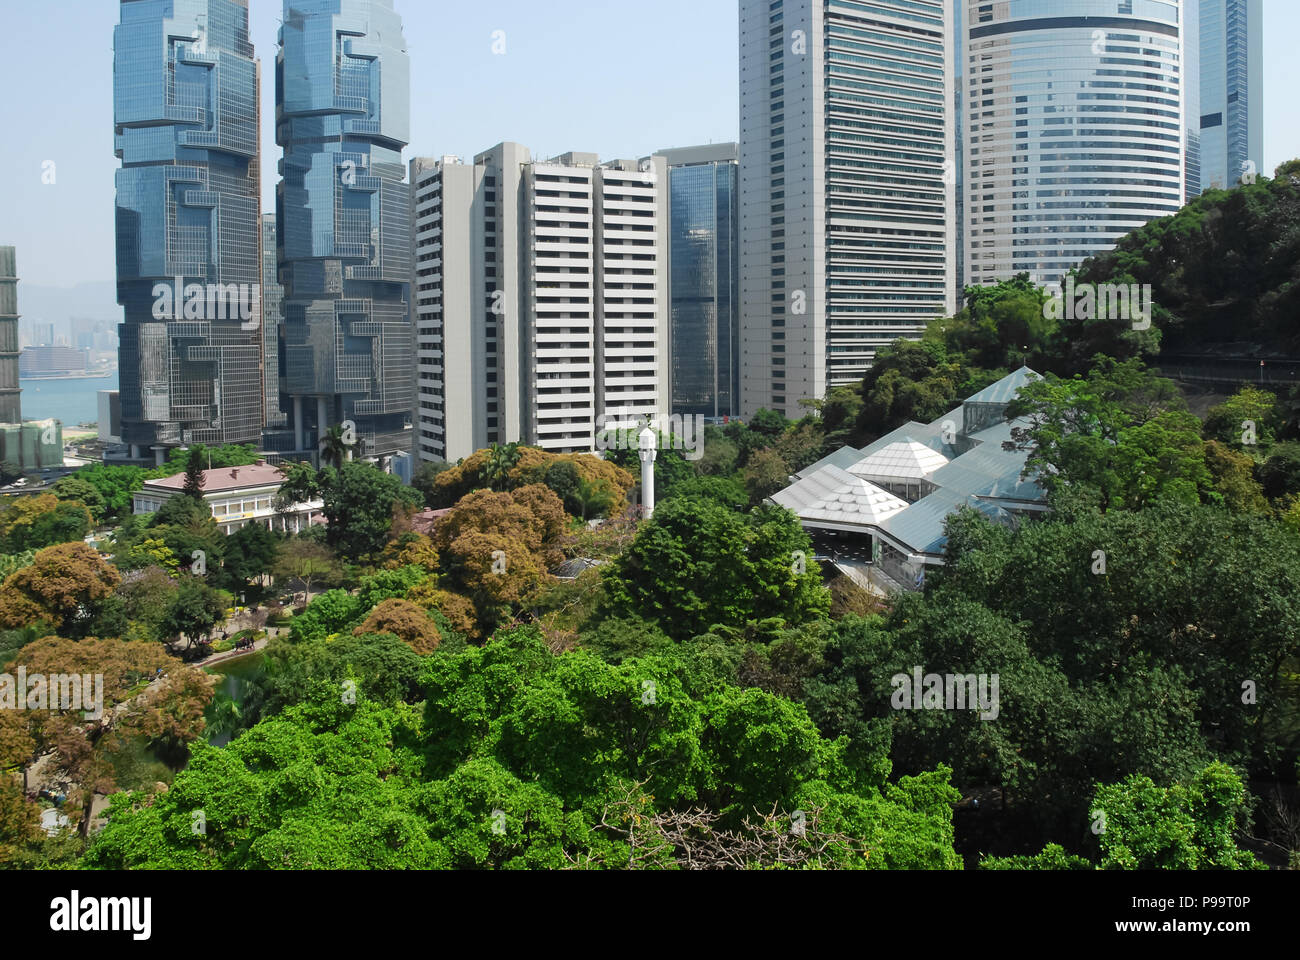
[769,367,1048,589]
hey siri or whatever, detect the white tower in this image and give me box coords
[639,425,657,519]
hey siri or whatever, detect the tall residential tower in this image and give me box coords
[410,145,669,464]
[277,0,412,464]
[113,0,263,464]
[738,0,955,419]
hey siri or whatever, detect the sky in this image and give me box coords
[0,0,1297,290]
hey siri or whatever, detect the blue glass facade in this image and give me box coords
[667,159,738,419]
[276,0,413,460]
[1198,0,1263,193]
[114,0,263,458]
[261,214,285,429]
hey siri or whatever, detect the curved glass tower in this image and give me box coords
[964,0,1187,286]
[277,0,412,462]
[114,0,263,463]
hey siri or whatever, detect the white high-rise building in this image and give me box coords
[410,145,668,464]
[962,0,1188,287]
[1197,0,1263,193]
[739,0,956,419]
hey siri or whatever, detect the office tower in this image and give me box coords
[277,0,413,464]
[1198,0,1263,192]
[739,0,955,421]
[260,213,285,432]
[963,0,1187,287]
[659,143,739,420]
[410,144,669,464]
[0,247,20,423]
[114,0,263,465]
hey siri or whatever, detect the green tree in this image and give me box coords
[85,627,965,870]
[51,475,108,523]
[182,448,206,501]
[320,462,422,564]
[604,498,829,640]
[62,464,145,523]
[411,460,454,507]
[149,444,260,478]
[1203,386,1278,450]
[160,579,230,649]
[482,442,522,492]
[855,339,975,440]
[742,447,791,506]
[272,538,344,603]
[1258,441,1300,501]
[224,521,280,590]
[571,476,616,521]
[0,494,93,552]
[1006,359,1211,511]
[1092,763,1261,870]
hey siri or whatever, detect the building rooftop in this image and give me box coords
[962,366,1041,406]
[770,464,910,528]
[849,439,949,482]
[769,366,1048,563]
[142,461,286,494]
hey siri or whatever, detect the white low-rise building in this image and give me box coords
[132,461,324,534]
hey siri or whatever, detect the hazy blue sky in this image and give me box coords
[0,0,1296,289]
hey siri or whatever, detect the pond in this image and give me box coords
[204,652,266,748]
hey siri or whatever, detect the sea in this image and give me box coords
[19,372,118,428]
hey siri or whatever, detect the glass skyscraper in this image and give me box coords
[1197,0,1263,193]
[963,0,1188,286]
[277,0,413,462]
[113,0,263,463]
[661,144,739,420]
[260,213,285,432]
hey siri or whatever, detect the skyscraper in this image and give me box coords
[660,143,739,421]
[277,0,413,465]
[410,145,669,464]
[0,247,20,424]
[739,0,955,420]
[113,0,263,464]
[1197,0,1263,192]
[260,213,285,433]
[963,0,1188,287]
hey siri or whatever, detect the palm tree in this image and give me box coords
[483,442,521,491]
[318,425,349,471]
[572,477,615,521]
